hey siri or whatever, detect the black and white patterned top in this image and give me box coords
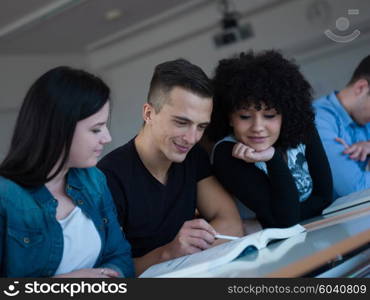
[211,128,333,228]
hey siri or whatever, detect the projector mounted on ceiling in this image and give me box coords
[213,0,253,48]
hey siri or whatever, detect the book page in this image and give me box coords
[323,188,370,214]
[259,224,306,247]
[140,224,306,278]
[192,231,307,278]
[140,234,259,278]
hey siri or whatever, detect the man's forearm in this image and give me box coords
[210,215,244,242]
[133,244,171,277]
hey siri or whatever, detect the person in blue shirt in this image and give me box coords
[0,66,134,277]
[314,55,370,198]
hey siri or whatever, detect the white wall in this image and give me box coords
[1,0,369,159]
[0,54,86,159]
[87,0,370,152]
[299,39,370,98]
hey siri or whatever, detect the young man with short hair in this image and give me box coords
[98,59,243,276]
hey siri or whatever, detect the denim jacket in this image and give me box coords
[0,167,134,277]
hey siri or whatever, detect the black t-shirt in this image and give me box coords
[212,128,333,228]
[97,138,212,257]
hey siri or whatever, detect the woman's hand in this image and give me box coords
[54,267,120,278]
[232,142,275,163]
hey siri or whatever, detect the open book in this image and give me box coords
[192,230,307,277]
[139,224,306,278]
[322,188,370,215]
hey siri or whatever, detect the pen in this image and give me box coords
[215,234,240,240]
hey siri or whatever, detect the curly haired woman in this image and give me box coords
[207,50,333,228]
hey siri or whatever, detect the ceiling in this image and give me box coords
[0,0,202,54]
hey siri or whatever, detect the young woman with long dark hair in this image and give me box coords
[0,66,133,277]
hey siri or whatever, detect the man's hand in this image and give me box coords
[163,219,216,259]
[335,138,370,161]
[54,268,120,278]
[344,141,370,161]
[232,142,275,163]
[134,219,218,276]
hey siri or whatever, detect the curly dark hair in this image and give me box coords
[206,50,315,149]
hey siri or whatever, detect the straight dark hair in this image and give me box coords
[0,66,110,187]
[147,58,213,112]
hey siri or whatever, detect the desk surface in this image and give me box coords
[190,203,370,278]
